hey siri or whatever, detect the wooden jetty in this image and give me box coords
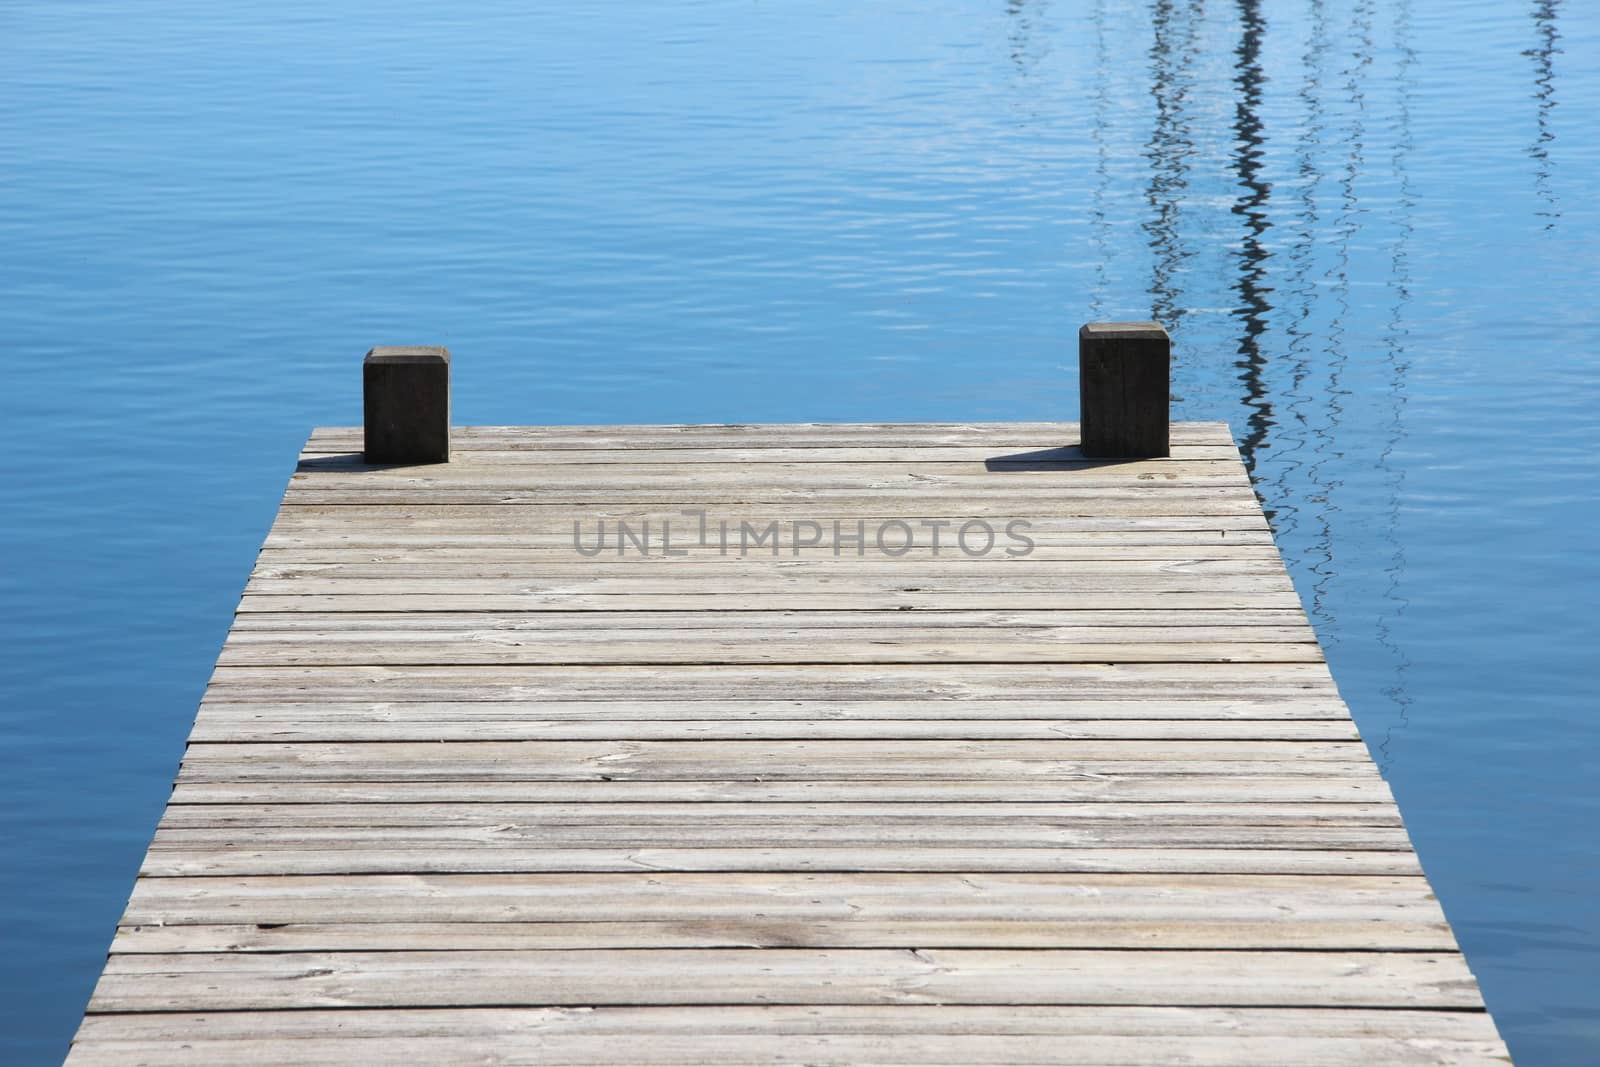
[69,331,1512,1064]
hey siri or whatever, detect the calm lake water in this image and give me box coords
[4,1,1597,1062]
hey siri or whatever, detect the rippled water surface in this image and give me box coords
[4,1,1598,1061]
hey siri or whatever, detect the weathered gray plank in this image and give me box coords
[227,608,1316,632]
[281,489,1272,509]
[153,802,1399,829]
[188,697,1354,722]
[168,776,1396,805]
[258,543,1287,561]
[66,1006,1510,1067]
[248,558,1294,578]
[171,739,1379,782]
[140,848,1421,878]
[197,663,1342,702]
[63,1031,1516,1067]
[291,459,1257,483]
[217,639,1324,667]
[241,575,1299,597]
[235,591,1310,612]
[187,715,1359,743]
[301,444,1248,463]
[87,948,1483,1012]
[303,420,1236,447]
[69,1003,1507,1039]
[149,822,1413,851]
[111,918,1455,953]
[122,871,1438,911]
[268,508,1274,531]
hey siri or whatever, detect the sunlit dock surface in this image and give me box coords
[69,422,1511,1065]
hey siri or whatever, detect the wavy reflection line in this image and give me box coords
[1143,0,1205,332]
[1374,0,1420,773]
[1266,0,1335,552]
[1230,0,1273,480]
[1006,0,1051,78]
[1303,0,1375,633]
[1525,0,1562,228]
[1088,0,1112,320]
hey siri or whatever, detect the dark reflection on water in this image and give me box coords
[1142,0,1203,333]
[1088,0,1115,319]
[1526,0,1562,227]
[1005,0,1050,76]
[1269,0,1331,553]
[2,1,1597,1063]
[1228,0,1273,477]
[1372,0,1420,771]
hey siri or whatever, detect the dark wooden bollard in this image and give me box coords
[1079,321,1170,458]
[363,346,450,464]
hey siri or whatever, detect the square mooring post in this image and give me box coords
[1079,321,1170,458]
[363,346,451,464]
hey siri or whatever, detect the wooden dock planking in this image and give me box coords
[68,422,1511,1065]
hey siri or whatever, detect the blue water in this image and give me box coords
[3,1,1597,1061]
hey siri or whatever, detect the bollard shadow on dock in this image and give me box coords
[296,453,426,472]
[983,447,1142,471]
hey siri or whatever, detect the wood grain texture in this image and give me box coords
[68,422,1510,1065]
[66,1007,1511,1067]
[87,947,1485,1011]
